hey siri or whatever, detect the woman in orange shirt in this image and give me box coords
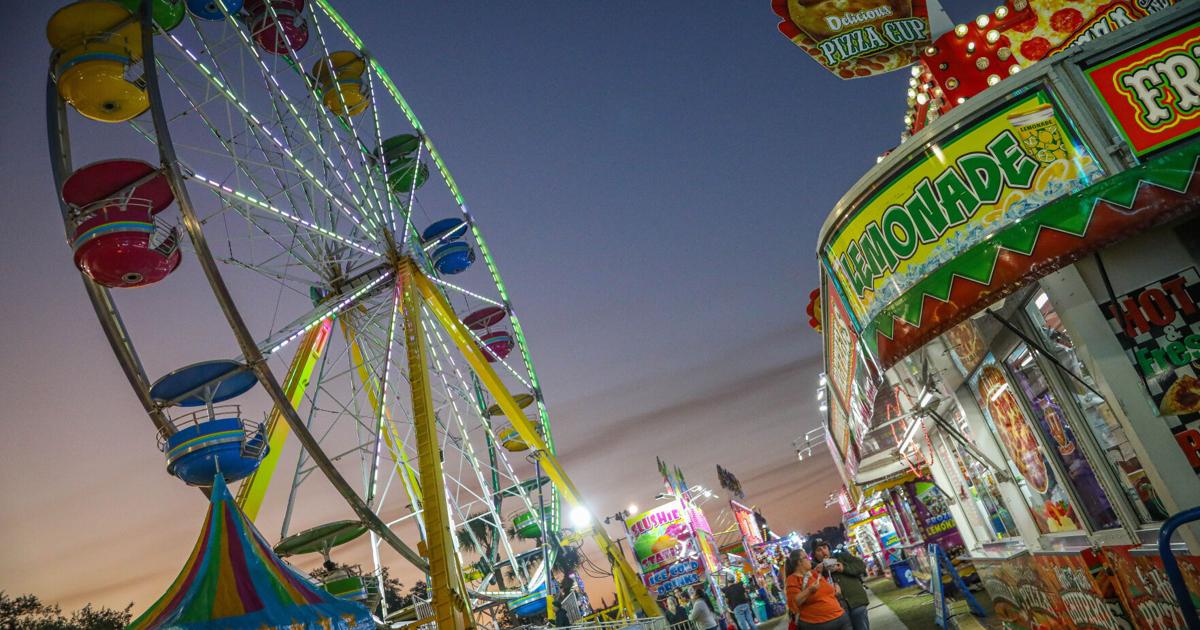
[784,549,850,630]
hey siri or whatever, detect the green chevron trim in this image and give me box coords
[866,141,1200,351]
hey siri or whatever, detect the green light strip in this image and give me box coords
[315,0,560,531]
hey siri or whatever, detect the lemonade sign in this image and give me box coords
[823,90,1103,326]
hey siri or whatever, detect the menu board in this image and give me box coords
[1099,267,1200,473]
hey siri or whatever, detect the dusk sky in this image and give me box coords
[0,0,996,613]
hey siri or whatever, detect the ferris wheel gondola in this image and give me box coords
[45,0,562,615]
[46,0,661,623]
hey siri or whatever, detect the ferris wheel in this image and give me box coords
[42,0,624,622]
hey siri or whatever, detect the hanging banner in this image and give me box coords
[687,501,722,574]
[771,0,931,79]
[1099,267,1200,473]
[824,89,1103,331]
[1085,17,1200,157]
[731,501,764,547]
[626,502,689,572]
[825,284,859,416]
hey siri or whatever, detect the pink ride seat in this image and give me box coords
[63,159,181,288]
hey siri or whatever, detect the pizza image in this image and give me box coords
[771,0,929,78]
[1004,0,1172,66]
[945,320,986,373]
[977,365,1051,494]
[1159,374,1200,416]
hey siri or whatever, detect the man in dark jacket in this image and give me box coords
[722,579,756,630]
[813,540,870,630]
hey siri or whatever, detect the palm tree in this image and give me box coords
[456,511,511,590]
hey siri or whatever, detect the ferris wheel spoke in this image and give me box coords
[303,9,398,232]
[188,173,383,260]
[211,10,392,237]
[245,266,394,358]
[156,30,382,244]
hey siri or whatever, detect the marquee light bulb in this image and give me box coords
[955,24,968,37]
[976,15,990,28]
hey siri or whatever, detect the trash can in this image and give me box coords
[753,600,768,622]
[890,559,916,588]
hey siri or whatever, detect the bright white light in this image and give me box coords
[628,503,638,514]
[1035,292,1049,309]
[919,390,934,408]
[570,506,591,528]
[989,383,1009,402]
[705,490,714,498]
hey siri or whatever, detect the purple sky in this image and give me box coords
[0,0,997,613]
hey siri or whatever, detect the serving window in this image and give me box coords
[1022,291,1167,524]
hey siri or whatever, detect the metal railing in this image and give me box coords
[1158,507,1200,630]
[155,404,243,449]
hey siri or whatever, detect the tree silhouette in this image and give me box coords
[456,511,513,590]
[0,592,132,630]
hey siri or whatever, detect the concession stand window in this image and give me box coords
[1021,291,1166,525]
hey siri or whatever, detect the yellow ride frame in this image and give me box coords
[236,258,661,629]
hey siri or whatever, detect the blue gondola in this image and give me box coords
[187,0,242,20]
[150,360,268,486]
[431,241,475,275]
[421,217,468,245]
[508,589,548,618]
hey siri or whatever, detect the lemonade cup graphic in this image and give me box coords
[1007,104,1067,164]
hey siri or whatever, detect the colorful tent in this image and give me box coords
[128,475,373,629]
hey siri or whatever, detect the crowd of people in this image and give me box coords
[657,539,870,630]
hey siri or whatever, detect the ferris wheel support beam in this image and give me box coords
[45,77,175,438]
[137,0,428,572]
[400,263,476,630]
[405,258,662,619]
[315,0,560,533]
[235,318,333,520]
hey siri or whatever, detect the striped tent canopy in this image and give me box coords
[128,475,373,630]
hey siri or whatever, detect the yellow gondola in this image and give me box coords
[496,424,528,452]
[47,1,148,123]
[311,51,369,116]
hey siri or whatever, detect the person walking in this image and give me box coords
[784,549,850,630]
[688,588,719,630]
[722,578,756,630]
[812,540,870,630]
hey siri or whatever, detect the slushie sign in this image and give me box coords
[627,502,688,572]
[823,91,1103,327]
